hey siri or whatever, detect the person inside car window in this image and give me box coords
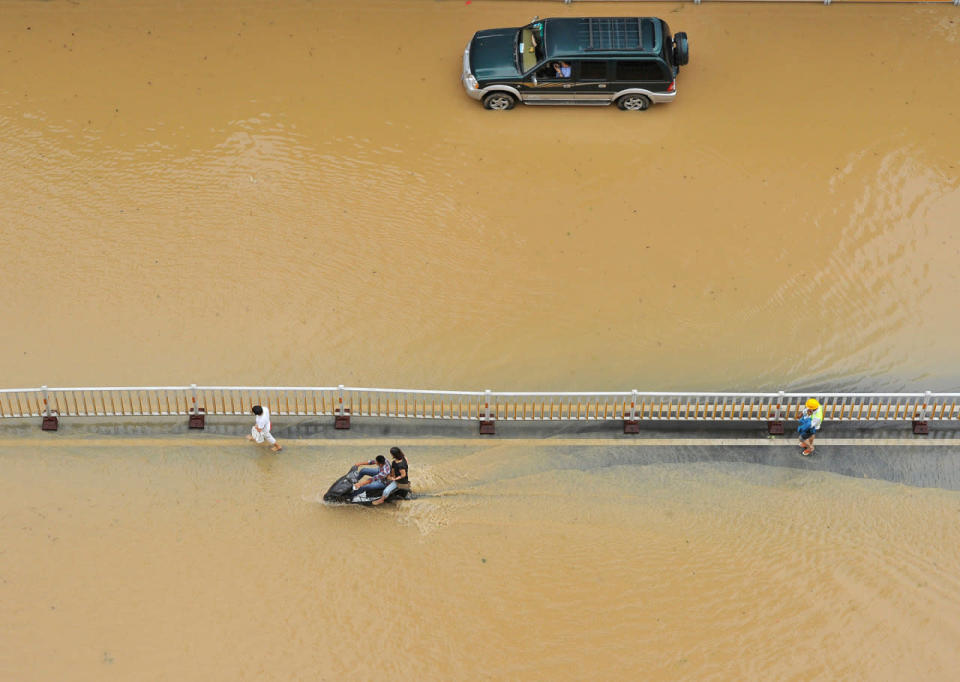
[553,61,571,78]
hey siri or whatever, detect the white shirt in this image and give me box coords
[255,407,271,431]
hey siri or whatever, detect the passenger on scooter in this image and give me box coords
[353,454,391,493]
[372,447,409,506]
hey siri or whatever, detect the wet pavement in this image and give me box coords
[5,416,960,491]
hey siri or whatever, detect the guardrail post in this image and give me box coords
[335,384,351,429]
[767,390,785,435]
[624,389,640,434]
[40,385,59,431]
[480,389,495,434]
[913,391,931,435]
[188,383,205,429]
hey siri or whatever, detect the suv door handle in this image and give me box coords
[563,84,573,88]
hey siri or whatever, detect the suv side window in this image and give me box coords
[577,61,608,80]
[535,62,558,80]
[615,60,667,82]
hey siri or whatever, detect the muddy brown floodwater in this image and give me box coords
[2,1,960,679]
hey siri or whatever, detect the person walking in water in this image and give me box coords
[247,405,282,452]
[799,398,823,456]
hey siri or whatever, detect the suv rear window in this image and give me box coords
[615,60,666,81]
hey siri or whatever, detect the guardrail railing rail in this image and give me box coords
[2,385,958,434]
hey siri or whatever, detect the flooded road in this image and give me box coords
[3,0,960,391]
[3,439,960,681]
[3,0,960,679]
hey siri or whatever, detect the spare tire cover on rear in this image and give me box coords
[673,32,689,66]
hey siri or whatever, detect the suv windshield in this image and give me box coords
[518,24,545,73]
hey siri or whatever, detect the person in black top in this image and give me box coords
[372,446,408,505]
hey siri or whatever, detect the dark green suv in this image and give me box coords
[461,17,689,111]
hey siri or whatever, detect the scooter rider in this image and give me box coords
[353,454,391,493]
[373,447,409,506]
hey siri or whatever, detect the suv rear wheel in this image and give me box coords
[617,94,651,111]
[482,92,516,110]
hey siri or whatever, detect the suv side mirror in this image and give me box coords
[531,75,538,86]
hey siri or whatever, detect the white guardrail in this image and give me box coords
[1,386,959,425]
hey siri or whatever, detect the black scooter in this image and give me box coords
[323,465,411,506]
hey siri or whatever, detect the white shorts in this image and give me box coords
[251,425,276,445]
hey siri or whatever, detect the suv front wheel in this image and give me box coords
[617,94,651,111]
[483,92,516,110]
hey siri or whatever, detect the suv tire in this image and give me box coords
[617,94,651,111]
[482,92,516,110]
[673,32,689,66]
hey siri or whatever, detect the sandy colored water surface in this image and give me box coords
[2,440,960,681]
[2,0,959,391]
[3,1,960,679]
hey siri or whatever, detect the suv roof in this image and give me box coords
[543,17,665,58]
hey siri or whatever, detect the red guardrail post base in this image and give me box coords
[479,420,495,435]
[912,420,928,435]
[335,409,351,430]
[624,420,640,434]
[41,415,59,431]
[767,421,784,435]
[188,408,205,429]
